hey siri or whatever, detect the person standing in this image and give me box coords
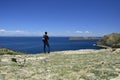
[42,32,50,53]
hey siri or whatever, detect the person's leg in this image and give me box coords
[47,43,50,53]
[44,43,46,53]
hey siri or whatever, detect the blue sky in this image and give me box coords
[0,0,120,36]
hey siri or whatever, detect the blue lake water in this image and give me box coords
[0,37,101,54]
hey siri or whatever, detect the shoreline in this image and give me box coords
[96,44,111,49]
[0,47,118,55]
[1,46,120,55]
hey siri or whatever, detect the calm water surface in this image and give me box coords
[0,37,101,54]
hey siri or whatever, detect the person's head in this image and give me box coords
[45,32,47,34]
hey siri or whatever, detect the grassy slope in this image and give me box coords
[0,48,120,80]
[0,47,25,55]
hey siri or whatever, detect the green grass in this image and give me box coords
[0,48,120,80]
[0,47,25,55]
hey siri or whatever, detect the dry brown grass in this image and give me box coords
[0,48,120,80]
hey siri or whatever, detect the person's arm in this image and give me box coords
[47,36,49,40]
[42,35,45,41]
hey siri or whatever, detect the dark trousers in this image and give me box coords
[44,42,50,53]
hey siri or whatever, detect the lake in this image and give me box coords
[0,37,101,54]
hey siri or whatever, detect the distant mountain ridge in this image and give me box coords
[69,37,101,40]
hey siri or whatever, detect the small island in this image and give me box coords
[69,37,101,40]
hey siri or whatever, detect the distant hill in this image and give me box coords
[97,33,120,48]
[69,37,101,40]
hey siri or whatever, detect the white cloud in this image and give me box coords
[85,31,89,33]
[72,30,102,37]
[75,31,83,33]
[0,29,6,32]
[0,29,43,36]
[0,29,25,33]
[0,29,103,37]
[14,30,24,33]
[0,29,28,36]
[75,30,90,34]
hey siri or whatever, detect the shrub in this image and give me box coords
[97,33,120,48]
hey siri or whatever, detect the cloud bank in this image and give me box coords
[0,29,103,37]
[0,29,42,36]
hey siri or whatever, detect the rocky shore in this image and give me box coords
[0,48,120,80]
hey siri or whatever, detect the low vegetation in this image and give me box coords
[0,48,120,80]
[0,47,24,55]
[97,33,120,48]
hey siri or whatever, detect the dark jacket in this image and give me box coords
[42,35,49,43]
